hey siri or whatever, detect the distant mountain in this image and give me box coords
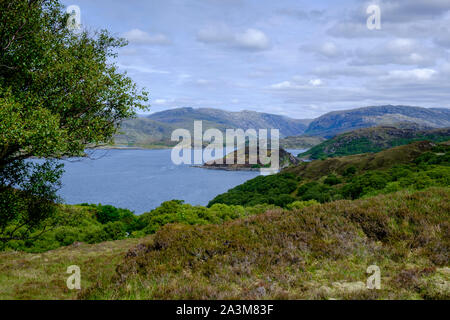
[280,135,326,149]
[146,107,312,136]
[114,105,450,148]
[304,105,450,138]
[299,126,450,160]
[115,107,312,147]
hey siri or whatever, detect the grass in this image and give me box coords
[286,141,437,179]
[1,141,448,300]
[0,188,448,300]
[0,236,151,300]
[80,187,449,300]
[299,127,450,160]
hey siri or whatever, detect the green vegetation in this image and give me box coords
[0,236,147,300]
[0,201,278,253]
[1,204,137,253]
[0,0,147,242]
[300,126,450,160]
[209,141,450,207]
[208,173,299,207]
[0,140,448,300]
[81,187,449,300]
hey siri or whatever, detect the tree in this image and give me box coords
[0,0,148,241]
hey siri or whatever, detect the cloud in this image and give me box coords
[123,29,171,45]
[269,77,323,90]
[350,39,439,67]
[309,79,323,86]
[117,64,170,74]
[270,81,296,90]
[196,25,271,51]
[196,24,231,43]
[328,1,450,39]
[311,65,384,79]
[434,27,450,48]
[277,8,326,21]
[305,41,342,59]
[383,68,438,81]
[380,0,450,22]
[153,99,168,105]
[234,29,271,51]
[195,79,213,85]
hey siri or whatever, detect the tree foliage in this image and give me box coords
[0,0,148,241]
[209,144,450,206]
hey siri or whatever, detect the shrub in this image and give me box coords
[324,174,342,186]
[287,200,319,210]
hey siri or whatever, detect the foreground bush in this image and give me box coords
[82,187,449,300]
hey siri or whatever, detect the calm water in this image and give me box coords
[53,148,306,214]
[56,149,255,214]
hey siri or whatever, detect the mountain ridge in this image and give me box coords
[115,107,312,147]
[114,105,450,148]
[305,105,450,138]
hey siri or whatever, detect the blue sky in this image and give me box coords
[62,0,450,119]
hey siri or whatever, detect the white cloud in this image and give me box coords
[350,38,439,67]
[153,99,167,105]
[117,64,170,74]
[309,79,323,86]
[320,42,339,58]
[123,29,171,45]
[301,41,343,59]
[234,29,271,51]
[269,81,296,90]
[197,25,270,51]
[311,65,384,79]
[269,78,323,90]
[385,68,437,81]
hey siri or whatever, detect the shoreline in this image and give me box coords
[93,145,172,150]
[191,165,262,172]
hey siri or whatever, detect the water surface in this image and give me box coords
[57,149,259,214]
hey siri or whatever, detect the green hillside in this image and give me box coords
[80,187,449,300]
[299,126,450,160]
[0,141,449,300]
[208,141,450,207]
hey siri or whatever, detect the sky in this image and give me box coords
[61,0,450,119]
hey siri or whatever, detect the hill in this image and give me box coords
[1,141,448,299]
[81,187,449,300]
[299,126,450,160]
[208,141,449,207]
[280,135,326,149]
[305,105,450,138]
[114,107,312,147]
[199,147,299,171]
